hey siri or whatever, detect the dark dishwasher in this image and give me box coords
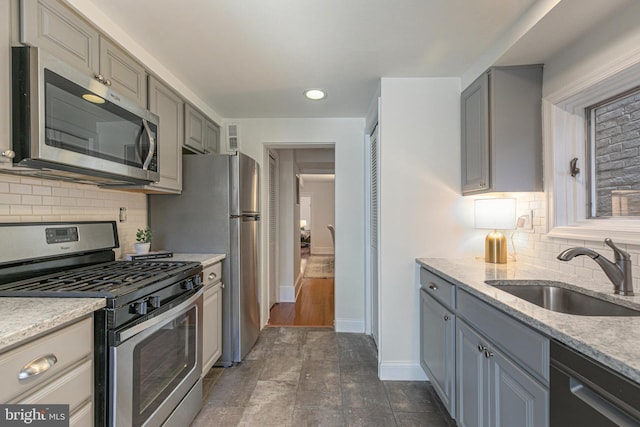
[551,340,640,426]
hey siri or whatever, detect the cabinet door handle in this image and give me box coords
[484,349,494,358]
[208,272,218,281]
[95,74,105,83]
[18,354,58,380]
[104,79,112,87]
[478,344,488,353]
[444,315,450,321]
[428,283,438,291]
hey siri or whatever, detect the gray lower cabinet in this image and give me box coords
[420,288,455,417]
[419,267,550,427]
[461,65,543,194]
[0,316,94,426]
[456,319,548,427]
[202,262,223,376]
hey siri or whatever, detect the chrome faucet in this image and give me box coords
[557,238,634,296]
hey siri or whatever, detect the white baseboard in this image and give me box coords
[378,362,428,381]
[279,285,295,302]
[335,318,365,333]
[294,273,303,300]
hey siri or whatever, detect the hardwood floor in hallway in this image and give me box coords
[268,250,334,327]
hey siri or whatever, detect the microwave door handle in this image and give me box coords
[141,119,155,171]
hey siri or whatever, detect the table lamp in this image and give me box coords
[474,198,516,264]
[300,220,307,230]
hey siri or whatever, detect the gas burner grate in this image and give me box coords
[0,260,201,298]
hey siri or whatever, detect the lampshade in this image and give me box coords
[300,220,307,229]
[474,198,517,230]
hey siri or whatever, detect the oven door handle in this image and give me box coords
[116,289,202,343]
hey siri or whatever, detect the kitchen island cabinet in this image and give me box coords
[461,65,543,194]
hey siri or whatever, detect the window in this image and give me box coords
[544,52,640,244]
[587,87,640,218]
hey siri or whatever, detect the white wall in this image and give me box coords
[301,178,335,255]
[378,77,468,380]
[231,118,365,331]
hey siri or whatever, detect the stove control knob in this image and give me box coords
[130,301,148,315]
[147,296,161,309]
[182,279,194,291]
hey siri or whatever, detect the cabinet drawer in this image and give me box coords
[420,268,455,310]
[203,262,222,288]
[0,317,93,402]
[17,359,92,413]
[458,289,549,382]
[69,401,92,427]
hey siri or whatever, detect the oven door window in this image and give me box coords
[44,69,157,172]
[132,305,197,426]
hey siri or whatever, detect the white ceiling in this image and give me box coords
[82,0,537,118]
[80,0,633,119]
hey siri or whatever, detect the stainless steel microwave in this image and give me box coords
[9,47,159,185]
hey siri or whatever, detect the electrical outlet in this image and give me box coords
[516,210,533,230]
[119,207,127,222]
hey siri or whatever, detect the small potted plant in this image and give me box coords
[135,227,152,254]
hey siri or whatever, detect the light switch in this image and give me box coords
[119,207,127,222]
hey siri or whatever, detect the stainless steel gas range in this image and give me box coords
[0,221,204,427]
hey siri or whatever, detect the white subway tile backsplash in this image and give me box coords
[21,195,42,205]
[32,185,52,196]
[10,205,32,215]
[0,193,21,204]
[10,183,31,194]
[0,175,147,259]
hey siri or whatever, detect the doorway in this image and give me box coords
[266,147,335,327]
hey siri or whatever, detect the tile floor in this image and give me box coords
[192,327,456,426]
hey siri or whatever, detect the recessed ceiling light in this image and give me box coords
[82,93,105,104]
[304,89,326,100]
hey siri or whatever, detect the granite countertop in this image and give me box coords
[416,258,640,383]
[168,253,226,267]
[0,298,106,353]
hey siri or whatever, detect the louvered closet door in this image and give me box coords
[268,153,278,308]
[370,126,379,345]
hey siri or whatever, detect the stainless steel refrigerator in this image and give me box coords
[149,153,260,365]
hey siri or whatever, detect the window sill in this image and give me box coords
[548,222,640,245]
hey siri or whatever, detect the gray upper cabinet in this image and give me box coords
[21,0,147,106]
[148,76,183,193]
[205,120,220,154]
[20,0,99,75]
[184,104,206,153]
[98,36,147,106]
[461,65,543,195]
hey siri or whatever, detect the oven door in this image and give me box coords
[110,290,203,427]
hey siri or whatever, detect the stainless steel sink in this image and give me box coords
[485,280,640,316]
